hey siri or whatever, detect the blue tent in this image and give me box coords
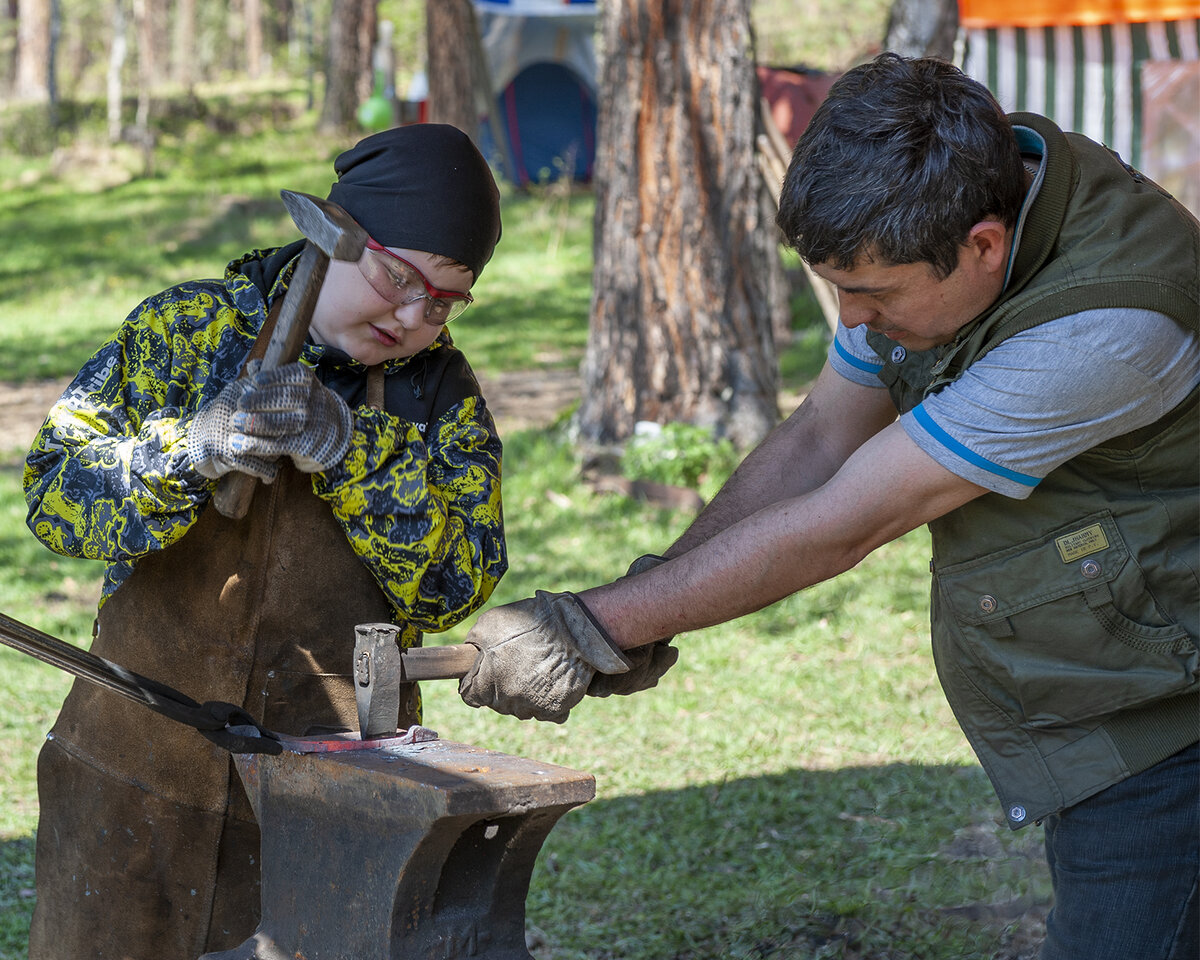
[474,0,599,186]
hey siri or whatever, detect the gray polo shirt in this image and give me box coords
[829,308,1199,499]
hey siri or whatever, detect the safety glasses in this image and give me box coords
[357,237,473,324]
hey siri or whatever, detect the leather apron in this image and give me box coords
[28,368,418,959]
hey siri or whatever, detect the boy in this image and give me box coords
[23,123,507,959]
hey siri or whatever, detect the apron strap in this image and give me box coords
[367,364,386,410]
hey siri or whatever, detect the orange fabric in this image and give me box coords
[958,0,1200,27]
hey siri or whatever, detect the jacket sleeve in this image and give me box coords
[312,395,506,632]
[23,288,236,563]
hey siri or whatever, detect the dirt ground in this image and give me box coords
[0,379,71,454]
[0,370,582,456]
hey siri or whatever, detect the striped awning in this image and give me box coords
[958,17,1199,176]
[960,0,1200,27]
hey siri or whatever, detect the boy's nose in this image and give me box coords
[392,300,427,330]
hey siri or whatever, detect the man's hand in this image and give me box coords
[458,591,632,723]
[229,362,353,472]
[587,554,679,698]
[187,377,279,482]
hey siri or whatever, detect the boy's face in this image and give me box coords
[309,246,475,366]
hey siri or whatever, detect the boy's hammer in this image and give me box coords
[214,190,368,519]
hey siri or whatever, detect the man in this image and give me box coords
[456,54,1199,960]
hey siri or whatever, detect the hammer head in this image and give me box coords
[280,190,369,262]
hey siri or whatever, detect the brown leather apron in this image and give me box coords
[28,366,418,959]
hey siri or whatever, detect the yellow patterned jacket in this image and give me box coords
[24,242,507,637]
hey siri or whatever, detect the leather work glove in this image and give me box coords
[588,554,679,698]
[229,361,353,472]
[459,590,633,723]
[187,376,279,482]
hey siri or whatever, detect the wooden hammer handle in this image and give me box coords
[213,243,329,519]
[399,644,480,682]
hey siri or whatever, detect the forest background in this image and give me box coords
[0,1,1051,958]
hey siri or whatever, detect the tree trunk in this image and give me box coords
[133,0,154,126]
[270,0,293,50]
[15,0,50,101]
[355,0,376,105]
[301,0,316,110]
[425,0,481,138]
[579,0,787,450]
[289,0,317,109]
[320,0,374,132]
[131,0,161,170]
[107,0,127,142]
[171,0,196,89]
[2,2,17,96]
[883,0,959,60]
[46,0,59,109]
[245,0,263,79]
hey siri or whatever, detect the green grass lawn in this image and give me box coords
[0,84,1051,959]
[0,436,1051,960]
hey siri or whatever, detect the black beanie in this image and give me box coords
[326,124,502,280]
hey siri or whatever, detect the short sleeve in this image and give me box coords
[828,321,887,387]
[901,309,1199,498]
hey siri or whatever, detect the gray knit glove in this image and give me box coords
[229,361,353,472]
[459,590,632,723]
[187,377,280,482]
[587,554,679,698]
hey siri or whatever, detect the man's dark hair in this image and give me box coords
[776,53,1027,279]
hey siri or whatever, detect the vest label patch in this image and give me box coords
[1055,524,1109,563]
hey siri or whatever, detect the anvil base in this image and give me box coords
[198,733,595,960]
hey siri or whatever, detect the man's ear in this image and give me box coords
[965,220,1011,276]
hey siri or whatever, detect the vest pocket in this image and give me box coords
[935,511,1197,728]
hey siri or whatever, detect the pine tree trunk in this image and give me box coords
[425,0,479,138]
[579,0,787,450]
[355,0,376,105]
[320,0,373,132]
[106,0,127,142]
[132,0,157,132]
[2,2,17,96]
[883,0,959,60]
[15,0,50,101]
[171,0,196,89]
[245,0,263,79]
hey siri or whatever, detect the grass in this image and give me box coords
[0,80,1051,959]
[0,93,593,384]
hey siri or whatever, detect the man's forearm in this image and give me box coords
[584,420,985,650]
[665,363,896,558]
[583,488,865,648]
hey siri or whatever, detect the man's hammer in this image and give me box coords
[213,190,368,519]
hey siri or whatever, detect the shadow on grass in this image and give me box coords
[536,764,1050,960]
[0,763,1050,960]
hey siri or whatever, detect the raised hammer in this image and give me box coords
[213,190,368,520]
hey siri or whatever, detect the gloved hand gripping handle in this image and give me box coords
[214,190,368,519]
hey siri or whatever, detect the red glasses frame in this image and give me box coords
[359,238,473,324]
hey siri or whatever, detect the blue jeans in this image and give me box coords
[1040,741,1199,960]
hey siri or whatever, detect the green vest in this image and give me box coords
[867,113,1200,828]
